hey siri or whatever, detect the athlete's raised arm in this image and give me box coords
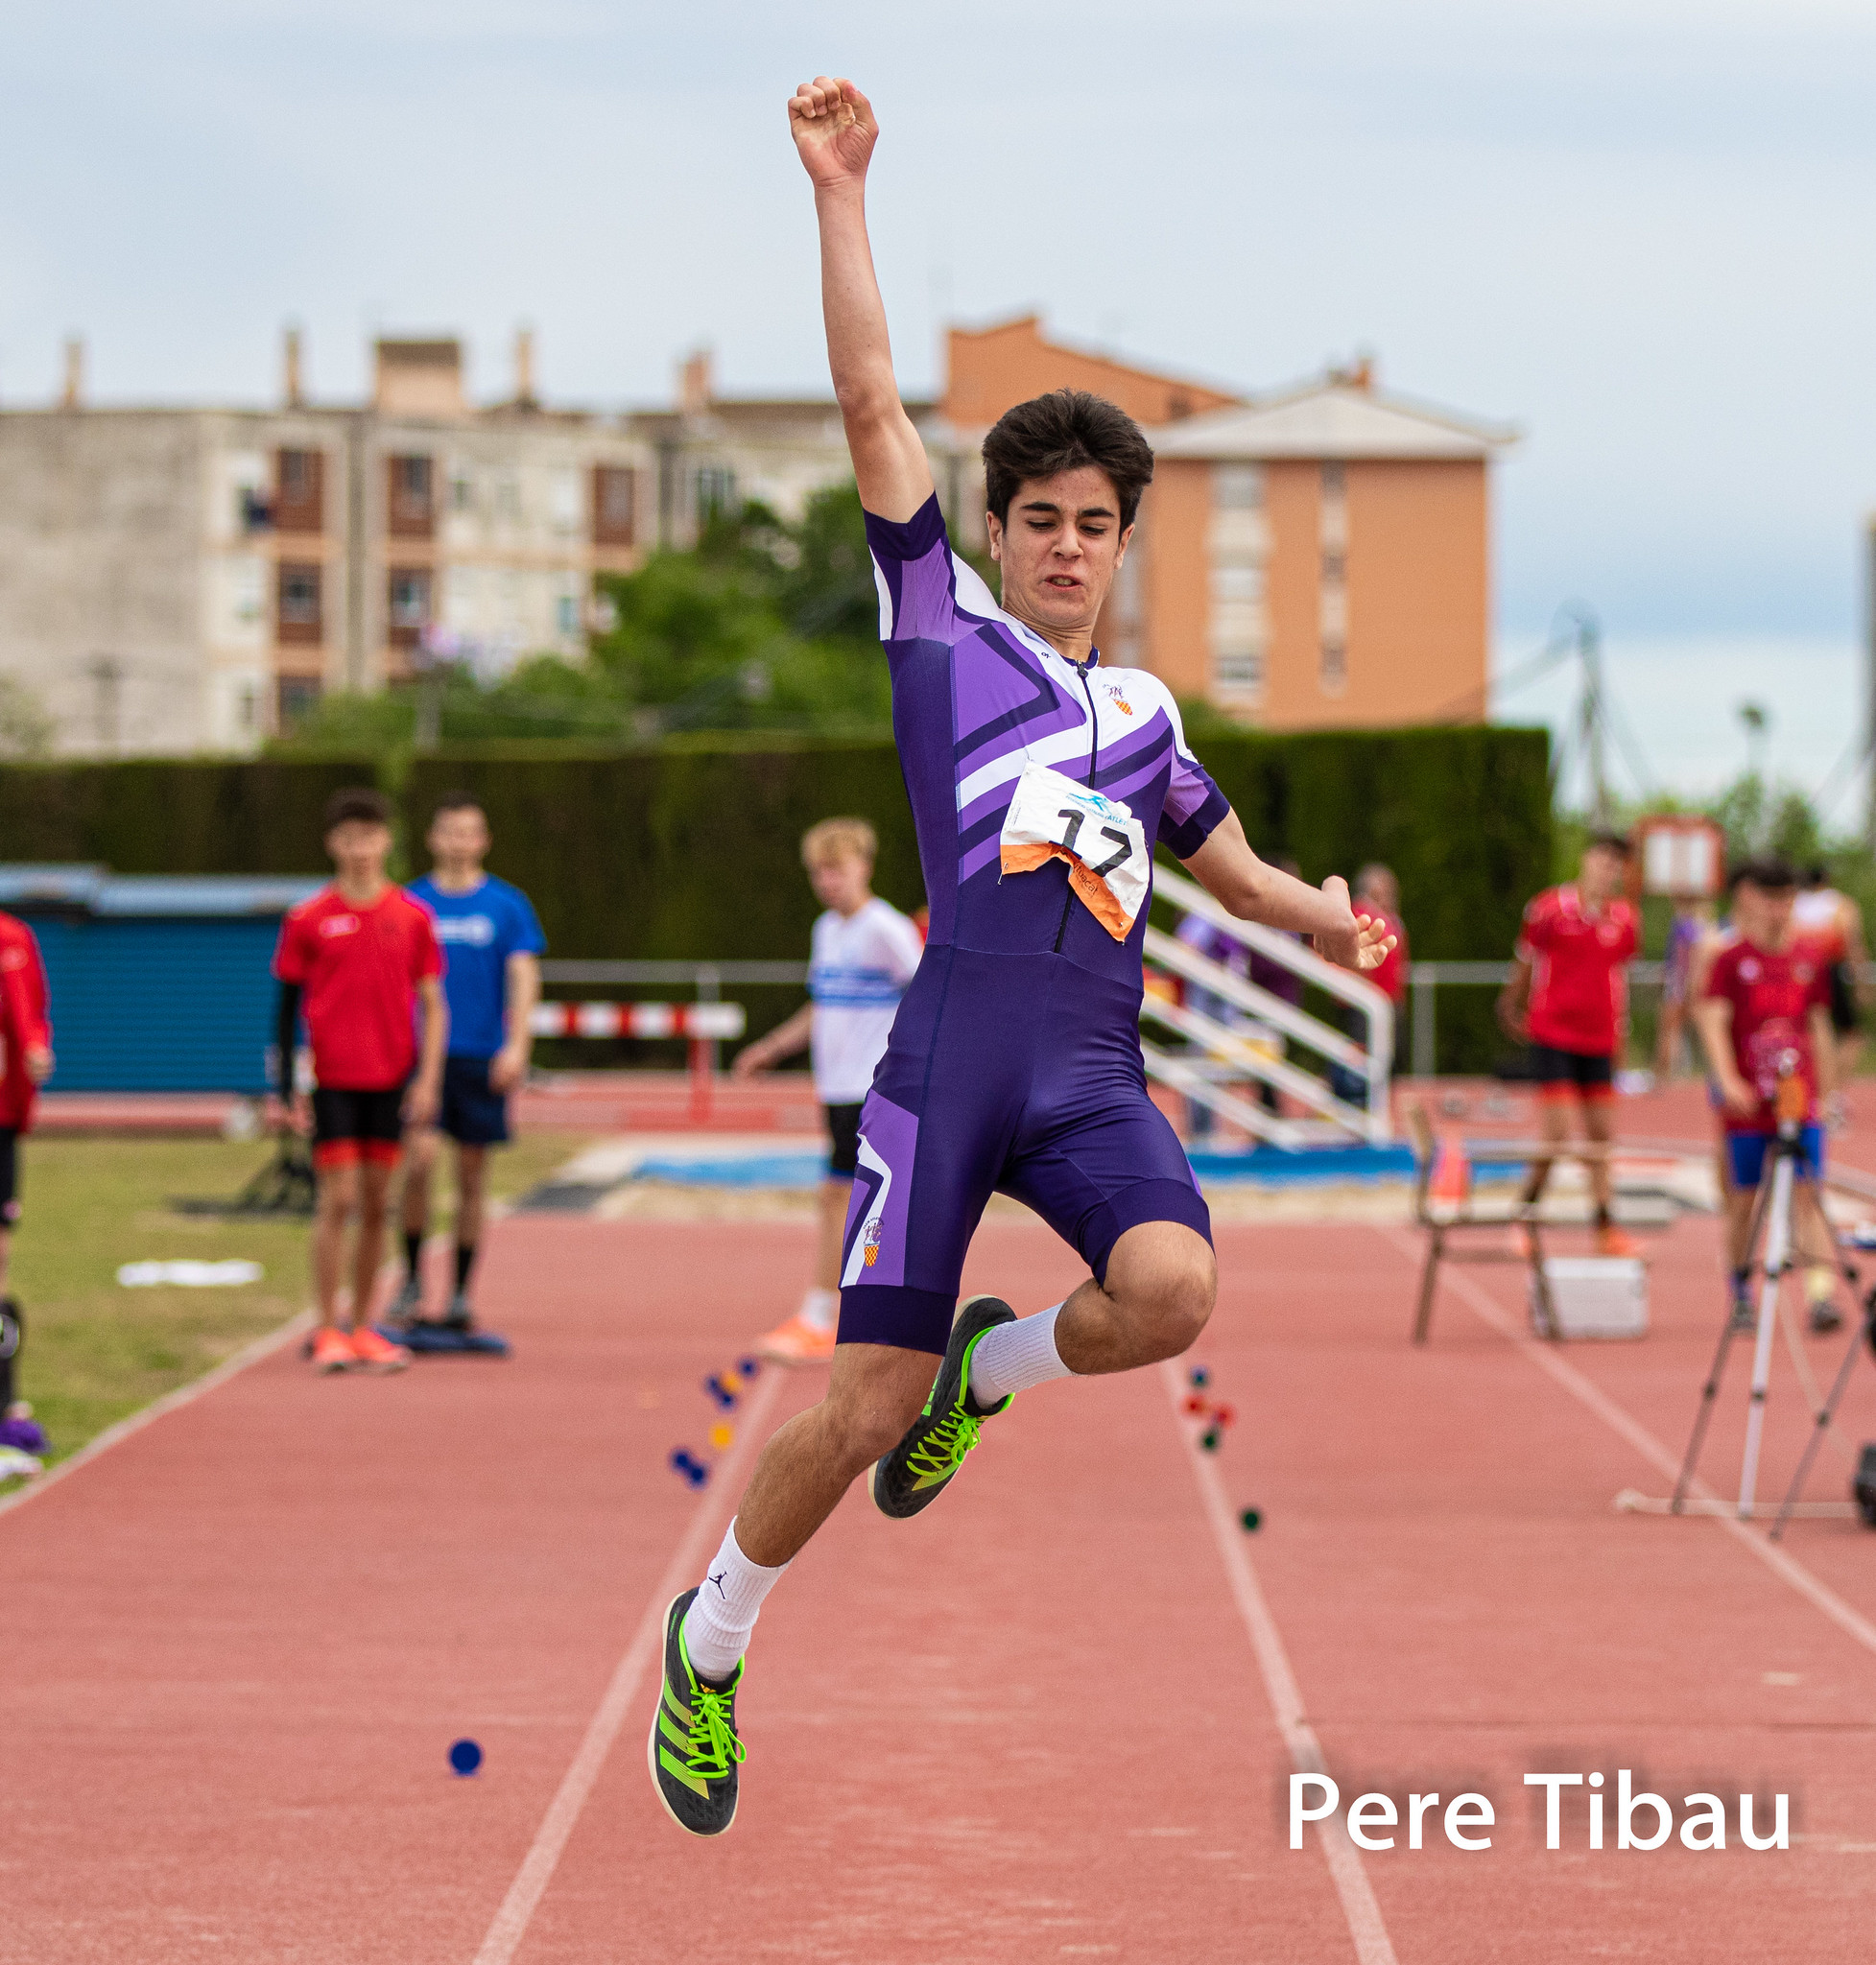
[790,76,934,523]
[1180,811,1395,976]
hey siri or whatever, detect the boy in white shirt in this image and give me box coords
[734,817,924,1363]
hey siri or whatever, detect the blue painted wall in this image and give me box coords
[25,914,281,1093]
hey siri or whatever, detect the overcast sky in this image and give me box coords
[7,2,1874,795]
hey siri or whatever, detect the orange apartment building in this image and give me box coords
[941,317,1515,728]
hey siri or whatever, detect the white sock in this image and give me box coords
[680,1519,788,1682]
[797,1286,839,1333]
[968,1304,1073,1408]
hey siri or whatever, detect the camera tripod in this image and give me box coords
[1672,1103,1872,1534]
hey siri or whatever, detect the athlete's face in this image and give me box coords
[985,467,1132,642]
[1579,844,1626,906]
[429,806,491,876]
[1734,880,1794,948]
[807,850,872,917]
[325,819,392,888]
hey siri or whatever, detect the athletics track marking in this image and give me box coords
[471,1363,787,1965]
[1160,1361,1401,1965]
[1386,1229,1876,1663]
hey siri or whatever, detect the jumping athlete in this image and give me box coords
[1497,832,1639,1256]
[647,76,1395,1838]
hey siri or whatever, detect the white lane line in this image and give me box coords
[1389,1230,1876,1662]
[0,1308,314,1527]
[1159,1363,1400,1965]
[472,1365,788,1965]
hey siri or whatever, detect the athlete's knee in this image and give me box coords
[1137,1253,1216,1359]
[817,1377,927,1471]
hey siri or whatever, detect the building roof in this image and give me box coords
[1151,374,1517,462]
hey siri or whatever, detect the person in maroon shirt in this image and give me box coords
[271,788,447,1374]
[1695,858,1839,1334]
[1497,832,1640,1255]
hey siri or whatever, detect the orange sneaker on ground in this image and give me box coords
[311,1327,354,1374]
[347,1325,413,1373]
[1595,1224,1638,1258]
[754,1313,838,1366]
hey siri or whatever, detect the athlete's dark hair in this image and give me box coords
[1586,829,1631,858]
[982,390,1155,531]
[1728,855,1798,893]
[431,791,486,822]
[322,786,392,832]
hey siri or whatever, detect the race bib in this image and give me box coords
[999,759,1150,941]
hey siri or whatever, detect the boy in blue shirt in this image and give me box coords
[399,793,547,1327]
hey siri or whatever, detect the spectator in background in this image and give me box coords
[734,818,924,1365]
[1496,832,1640,1257]
[272,788,446,1375]
[398,794,546,1333]
[1793,864,1865,1099]
[1177,858,1302,1133]
[0,910,52,1410]
[1354,863,1409,1073]
[1654,896,1714,1079]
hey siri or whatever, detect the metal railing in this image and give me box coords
[1144,868,1394,1147]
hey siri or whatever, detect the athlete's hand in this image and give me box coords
[731,1040,769,1079]
[1719,1075,1759,1120]
[1313,877,1395,973]
[789,76,878,191]
[404,1077,439,1130]
[1350,909,1399,974]
[488,1042,527,1095]
[270,1091,312,1137]
[23,1043,51,1084]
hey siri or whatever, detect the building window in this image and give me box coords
[451,470,475,512]
[594,465,636,546]
[388,454,435,537]
[1318,462,1349,697]
[1215,464,1264,510]
[276,675,322,732]
[1214,650,1265,698]
[388,567,433,648]
[277,562,322,646]
[695,465,735,520]
[556,593,580,637]
[275,448,323,533]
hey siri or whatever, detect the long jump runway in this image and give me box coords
[5,1212,1876,1962]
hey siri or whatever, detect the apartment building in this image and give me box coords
[939,316,1515,726]
[0,333,652,751]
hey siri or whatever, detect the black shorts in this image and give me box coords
[439,1055,511,1148]
[311,1084,406,1169]
[0,1126,19,1224]
[824,1101,864,1178]
[1528,1043,1615,1102]
[1830,960,1861,1037]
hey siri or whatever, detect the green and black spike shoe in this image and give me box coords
[871,1295,1017,1520]
[647,1589,745,1836]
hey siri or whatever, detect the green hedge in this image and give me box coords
[0,727,1551,1071]
[0,758,379,873]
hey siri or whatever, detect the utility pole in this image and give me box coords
[1577,611,1610,828]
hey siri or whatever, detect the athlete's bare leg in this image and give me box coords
[731,1219,1214,1568]
[351,1161,395,1326]
[1583,1098,1616,1217]
[815,1177,849,1292]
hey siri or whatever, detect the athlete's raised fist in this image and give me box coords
[788,76,878,189]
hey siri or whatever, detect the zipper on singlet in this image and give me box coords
[1053,660,1103,955]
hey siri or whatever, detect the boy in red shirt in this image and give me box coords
[1695,858,1839,1334]
[0,911,53,1409]
[272,788,447,1373]
[1497,832,1640,1254]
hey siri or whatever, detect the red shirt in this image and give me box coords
[1517,885,1639,1054]
[273,885,443,1090]
[0,912,51,1132]
[1701,932,1830,1135]
[1356,906,1409,1006]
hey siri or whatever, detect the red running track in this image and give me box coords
[5,1209,1876,1962]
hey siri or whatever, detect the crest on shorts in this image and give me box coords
[863,1218,883,1267]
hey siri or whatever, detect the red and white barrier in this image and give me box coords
[528,1001,747,1041]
